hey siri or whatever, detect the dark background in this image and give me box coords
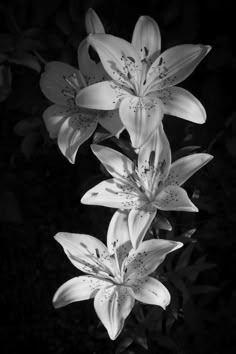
[0,0,235,353]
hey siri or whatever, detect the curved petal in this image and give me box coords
[54,232,113,276]
[160,86,206,124]
[125,239,183,279]
[165,153,213,187]
[78,39,107,85]
[107,210,132,270]
[147,44,211,90]
[43,104,68,138]
[128,209,156,249]
[91,144,133,179]
[87,33,142,87]
[154,185,198,212]
[76,81,129,110]
[81,179,142,209]
[138,123,171,182]
[40,61,83,106]
[57,109,97,163]
[132,16,161,63]
[53,276,112,308]
[119,95,164,148]
[85,8,105,34]
[130,276,170,309]
[98,109,124,137]
[94,285,135,340]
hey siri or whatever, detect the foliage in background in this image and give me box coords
[0,0,236,353]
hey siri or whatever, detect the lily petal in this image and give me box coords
[130,276,170,309]
[87,33,142,86]
[85,8,105,34]
[147,44,211,90]
[119,95,164,148]
[53,275,112,308]
[94,285,135,340]
[154,185,198,212]
[76,81,128,110]
[125,239,183,279]
[166,153,213,187]
[98,109,124,137]
[58,109,97,163]
[138,123,171,181]
[43,104,68,138]
[78,39,107,85]
[128,208,156,249]
[91,144,133,179]
[54,232,113,276]
[81,179,142,209]
[40,61,83,107]
[132,16,161,63]
[159,86,207,124]
[107,210,132,270]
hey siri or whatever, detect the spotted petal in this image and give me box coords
[43,104,68,138]
[40,61,83,107]
[107,210,132,270]
[147,44,211,90]
[91,144,133,179]
[159,86,207,124]
[129,276,170,309]
[81,179,142,209]
[119,95,164,148]
[87,33,142,87]
[94,285,135,340]
[54,232,113,276]
[125,239,182,280]
[58,110,97,163]
[165,153,213,187]
[76,81,129,110]
[85,8,105,34]
[154,185,198,212]
[53,275,112,308]
[128,208,156,249]
[132,16,161,63]
[138,123,171,182]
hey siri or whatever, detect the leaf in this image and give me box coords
[115,336,133,354]
[0,65,12,102]
[175,242,195,271]
[14,118,41,136]
[9,52,41,72]
[21,132,40,159]
[178,262,215,283]
[168,273,190,304]
[172,146,201,162]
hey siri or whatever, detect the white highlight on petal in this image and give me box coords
[154,185,198,212]
[76,81,128,110]
[58,111,97,163]
[165,153,213,187]
[132,16,161,62]
[131,276,170,309]
[160,86,207,124]
[43,104,68,138]
[85,8,105,34]
[119,95,164,148]
[128,208,156,249]
[53,276,112,308]
[91,144,133,179]
[94,285,135,340]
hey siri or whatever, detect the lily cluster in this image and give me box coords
[41,9,213,340]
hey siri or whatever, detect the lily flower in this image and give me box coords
[40,10,123,164]
[81,124,213,248]
[53,210,182,340]
[76,15,211,148]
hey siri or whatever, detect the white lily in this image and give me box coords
[81,124,213,248]
[76,15,211,148]
[53,210,182,340]
[40,9,123,164]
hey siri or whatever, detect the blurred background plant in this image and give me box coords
[1,0,235,353]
